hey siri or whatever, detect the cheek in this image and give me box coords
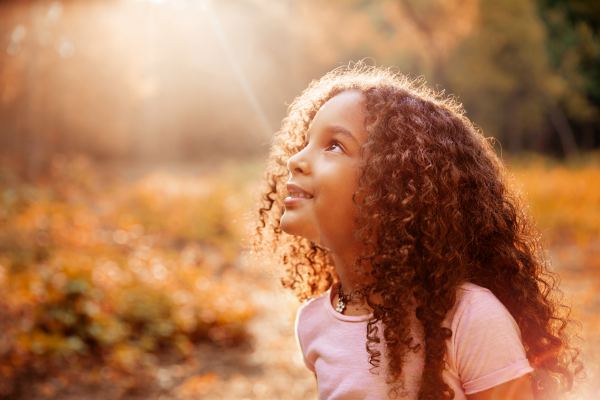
[316,196,358,223]
[312,197,359,248]
[314,181,359,226]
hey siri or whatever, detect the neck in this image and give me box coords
[329,250,378,307]
[330,251,383,315]
[330,252,368,291]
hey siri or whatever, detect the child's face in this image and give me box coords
[280,90,368,251]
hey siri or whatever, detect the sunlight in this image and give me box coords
[1,0,277,161]
[0,0,597,396]
[200,0,274,137]
[127,0,273,137]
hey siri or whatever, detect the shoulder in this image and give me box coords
[455,282,508,312]
[294,290,330,353]
[295,290,330,328]
[449,282,523,347]
[302,291,329,310]
[448,282,533,394]
[452,282,519,332]
[294,292,329,373]
[297,290,329,314]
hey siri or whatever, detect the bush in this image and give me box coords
[0,156,256,397]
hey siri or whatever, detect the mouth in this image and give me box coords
[285,182,313,206]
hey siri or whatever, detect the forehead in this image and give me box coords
[308,90,368,141]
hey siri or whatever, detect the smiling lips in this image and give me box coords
[285,182,313,203]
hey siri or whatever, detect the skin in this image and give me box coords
[467,374,534,400]
[281,89,535,399]
[280,89,373,315]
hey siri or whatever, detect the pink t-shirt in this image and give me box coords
[294,282,533,399]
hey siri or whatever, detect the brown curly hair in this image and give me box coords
[252,62,582,399]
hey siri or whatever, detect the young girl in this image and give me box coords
[253,63,582,399]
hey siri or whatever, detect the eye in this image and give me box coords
[325,141,344,153]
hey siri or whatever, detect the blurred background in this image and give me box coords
[0,0,598,399]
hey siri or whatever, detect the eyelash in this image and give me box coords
[325,141,344,153]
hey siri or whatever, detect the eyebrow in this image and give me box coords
[307,124,359,145]
[330,125,359,144]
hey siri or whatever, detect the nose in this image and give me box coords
[287,147,311,175]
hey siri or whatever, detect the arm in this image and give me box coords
[467,373,534,400]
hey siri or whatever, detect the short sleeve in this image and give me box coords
[452,288,534,395]
[294,302,315,373]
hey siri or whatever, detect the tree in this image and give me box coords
[538,0,600,151]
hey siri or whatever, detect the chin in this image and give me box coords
[280,216,317,242]
[279,215,297,235]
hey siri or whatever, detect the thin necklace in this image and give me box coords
[335,283,366,313]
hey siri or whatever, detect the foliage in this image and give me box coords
[444,0,554,151]
[0,154,599,398]
[508,152,600,245]
[1,0,598,171]
[538,0,600,122]
[0,156,256,397]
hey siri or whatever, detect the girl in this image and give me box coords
[253,63,582,399]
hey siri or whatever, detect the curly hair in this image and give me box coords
[252,62,582,399]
